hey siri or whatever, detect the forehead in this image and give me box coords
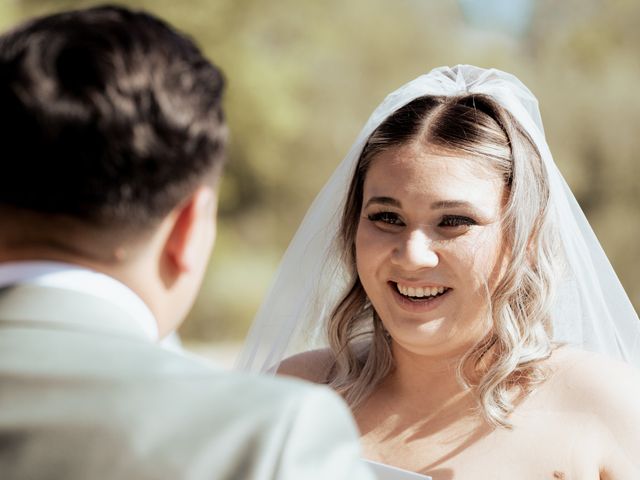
[363,143,505,204]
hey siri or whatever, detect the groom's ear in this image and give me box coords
[163,186,217,273]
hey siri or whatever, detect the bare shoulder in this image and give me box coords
[277,348,336,384]
[545,347,640,473]
[547,346,640,407]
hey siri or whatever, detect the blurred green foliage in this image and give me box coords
[2,0,638,343]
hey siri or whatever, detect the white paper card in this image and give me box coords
[364,459,432,480]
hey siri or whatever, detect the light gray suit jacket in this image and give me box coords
[0,284,373,480]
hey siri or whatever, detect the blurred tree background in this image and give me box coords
[2,0,638,359]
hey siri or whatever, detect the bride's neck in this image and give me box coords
[361,343,485,432]
[385,342,476,402]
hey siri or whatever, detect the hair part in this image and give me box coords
[327,94,558,428]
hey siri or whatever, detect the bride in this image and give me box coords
[237,65,640,479]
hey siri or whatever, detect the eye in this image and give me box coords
[367,211,405,226]
[439,215,476,228]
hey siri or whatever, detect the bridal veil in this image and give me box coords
[236,65,640,373]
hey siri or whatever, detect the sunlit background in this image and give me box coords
[2,0,639,366]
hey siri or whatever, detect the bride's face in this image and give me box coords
[355,142,508,357]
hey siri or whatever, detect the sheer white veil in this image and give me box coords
[236,65,640,373]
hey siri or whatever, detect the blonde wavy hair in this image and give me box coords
[326,94,559,428]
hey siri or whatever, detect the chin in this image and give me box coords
[387,315,448,342]
[386,313,479,355]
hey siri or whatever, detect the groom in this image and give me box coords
[0,6,372,479]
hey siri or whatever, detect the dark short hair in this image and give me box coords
[0,5,226,231]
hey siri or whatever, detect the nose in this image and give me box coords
[391,229,439,270]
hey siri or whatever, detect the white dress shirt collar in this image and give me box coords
[0,260,159,341]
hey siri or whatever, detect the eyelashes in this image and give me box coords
[366,211,477,229]
[438,215,477,228]
[367,211,404,225]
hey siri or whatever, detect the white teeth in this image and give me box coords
[396,283,447,298]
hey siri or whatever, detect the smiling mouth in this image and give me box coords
[390,282,452,302]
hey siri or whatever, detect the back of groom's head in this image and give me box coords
[0,5,226,242]
[0,5,227,335]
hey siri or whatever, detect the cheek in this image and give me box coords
[355,223,372,276]
[355,221,385,282]
[462,229,505,289]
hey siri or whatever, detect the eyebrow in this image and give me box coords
[364,196,401,208]
[430,200,474,210]
[364,196,474,210]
